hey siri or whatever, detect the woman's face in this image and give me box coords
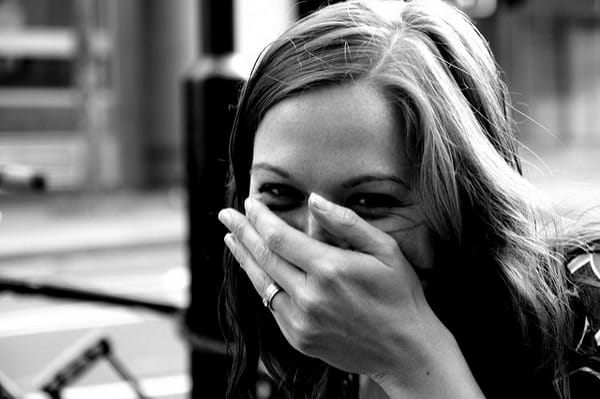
[249,82,435,273]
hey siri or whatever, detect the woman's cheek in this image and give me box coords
[372,211,435,273]
[270,207,306,232]
[248,192,306,231]
[252,201,435,273]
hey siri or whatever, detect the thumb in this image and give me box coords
[308,192,402,264]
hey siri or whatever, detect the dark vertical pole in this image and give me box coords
[0,371,19,399]
[185,1,348,397]
[184,0,243,398]
[297,0,345,19]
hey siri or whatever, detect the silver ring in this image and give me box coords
[262,282,282,311]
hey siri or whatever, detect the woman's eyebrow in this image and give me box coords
[252,163,410,190]
[342,174,411,190]
[250,163,291,179]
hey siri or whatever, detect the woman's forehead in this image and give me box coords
[250,82,410,185]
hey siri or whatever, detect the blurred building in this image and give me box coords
[0,0,197,191]
[0,1,598,398]
[0,0,598,191]
[479,0,600,148]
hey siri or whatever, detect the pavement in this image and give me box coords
[0,188,185,259]
[0,188,189,399]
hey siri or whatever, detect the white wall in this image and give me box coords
[234,0,297,77]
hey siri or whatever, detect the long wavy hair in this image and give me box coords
[220,1,595,398]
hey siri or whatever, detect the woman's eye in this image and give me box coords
[257,183,303,211]
[346,193,402,218]
[258,183,301,198]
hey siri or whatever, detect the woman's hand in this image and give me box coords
[218,193,484,398]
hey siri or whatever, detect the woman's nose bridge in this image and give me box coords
[300,205,348,248]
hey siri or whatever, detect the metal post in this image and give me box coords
[0,370,20,399]
[185,1,347,397]
[297,0,345,19]
[185,0,242,397]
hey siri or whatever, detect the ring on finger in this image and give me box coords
[262,282,283,311]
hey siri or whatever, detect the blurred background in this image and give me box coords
[0,0,598,398]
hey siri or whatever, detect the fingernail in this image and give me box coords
[244,197,253,213]
[309,192,331,212]
[218,209,231,225]
[224,233,236,248]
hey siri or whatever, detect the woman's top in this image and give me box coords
[354,252,600,399]
[420,245,600,399]
[567,251,600,397]
[360,251,600,398]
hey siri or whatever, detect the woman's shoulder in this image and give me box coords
[565,246,600,395]
[567,244,600,339]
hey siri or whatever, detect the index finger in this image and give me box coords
[244,197,331,273]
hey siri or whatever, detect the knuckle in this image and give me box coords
[294,333,316,355]
[257,277,271,297]
[295,289,312,311]
[263,227,285,251]
[291,316,318,354]
[244,200,256,222]
[235,246,249,269]
[298,290,323,318]
[231,220,246,239]
[383,237,402,259]
[254,242,274,268]
[338,207,359,228]
[317,260,342,285]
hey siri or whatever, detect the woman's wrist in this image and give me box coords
[373,310,485,399]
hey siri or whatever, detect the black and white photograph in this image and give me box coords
[1,1,599,398]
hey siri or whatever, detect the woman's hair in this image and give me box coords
[221,1,595,398]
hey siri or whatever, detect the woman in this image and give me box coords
[216,1,600,398]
